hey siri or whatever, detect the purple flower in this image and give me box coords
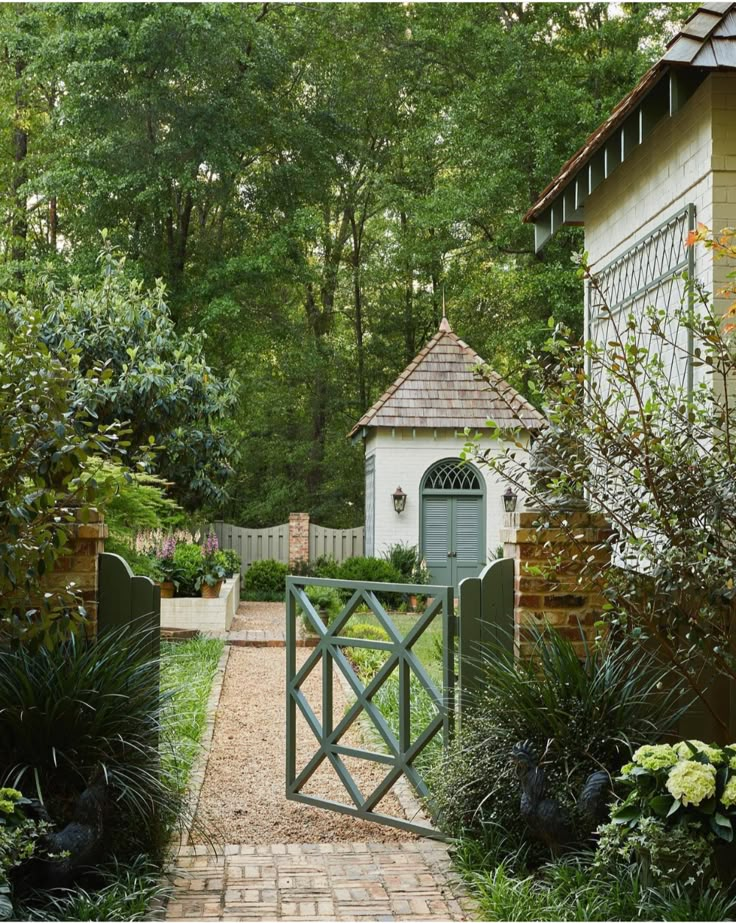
[158,535,176,559]
[202,531,219,558]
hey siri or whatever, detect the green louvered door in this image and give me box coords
[422,495,484,591]
[422,496,453,587]
[453,496,485,586]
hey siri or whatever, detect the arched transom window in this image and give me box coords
[422,459,482,492]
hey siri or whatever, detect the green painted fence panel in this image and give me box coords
[457,557,514,722]
[98,552,160,659]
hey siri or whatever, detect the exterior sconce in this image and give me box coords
[503,486,518,513]
[392,486,407,514]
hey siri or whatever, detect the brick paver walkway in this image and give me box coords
[165,604,472,922]
[166,841,470,921]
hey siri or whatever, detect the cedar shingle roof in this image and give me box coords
[349,318,544,438]
[525,2,736,225]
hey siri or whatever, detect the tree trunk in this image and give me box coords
[350,209,368,412]
[11,57,28,281]
[400,211,415,364]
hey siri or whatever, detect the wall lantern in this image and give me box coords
[392,486,407,514]
[502,486,518,513]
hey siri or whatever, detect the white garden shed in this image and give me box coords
[349,317,543,590]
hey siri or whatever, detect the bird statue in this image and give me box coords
[510,740,611,855]
[13,779,108,894]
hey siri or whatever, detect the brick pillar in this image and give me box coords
[44,509,108,635]
[499,509,614,658]
[288,512,310,569]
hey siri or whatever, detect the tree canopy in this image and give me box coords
[0,2,694,525]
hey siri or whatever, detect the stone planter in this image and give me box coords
[160,574,239,633]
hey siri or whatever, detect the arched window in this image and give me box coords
[422,459,483,493]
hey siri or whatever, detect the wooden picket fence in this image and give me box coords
[212,521,289,575]
[212,519,364,575]
[309,523,364,562]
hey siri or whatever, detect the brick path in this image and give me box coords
[165,603,472,922]
[166,842,470,921]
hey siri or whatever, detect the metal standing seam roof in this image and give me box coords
[525,2,736,233]
[348,318,544,438]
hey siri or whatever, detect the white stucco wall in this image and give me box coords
[364,427,528,564]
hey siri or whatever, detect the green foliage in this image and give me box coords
[334,557,403,585]
[383,543,429,585]
[218,549,241,579]
[20,854,171,922]
[172,543,206,597]
[454,839,736,922]
[300,585,342,634]
[15,248,237,510]
[95,463,183,540]
[0,792,49,922]
[433,627,686,850]
[243,559,288,599]
[0,304,125,646]
[595,739,736,884]
[0,2,689,528]
[160,638,224,792]
[0,625,177,858]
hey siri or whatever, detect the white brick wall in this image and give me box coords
[585,77,714,285]
[584,73,736,393]
[365,427,529,563]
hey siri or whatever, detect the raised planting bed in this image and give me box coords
[160,574,240,633]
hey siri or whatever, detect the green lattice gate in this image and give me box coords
[285,576,455,838]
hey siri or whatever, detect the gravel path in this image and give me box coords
[230,601,285,634]
[192,647,414,844]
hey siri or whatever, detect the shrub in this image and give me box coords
[172,542,205,596]
[341,622,389,642]
[383,543,429,585]
[244,559,288,598]
[19,854,170,922]
[596,739,736,885]
[335,556,404,585]
[0,625,179,861]
[104,537,162,582]
[304,586,342,625]
[0,791,49,921]
[0,305,126,647]
[333,557,405,607]
[433,626,686,854]
[312,556,340,578]
[384,543,420,580]
[218,549,241,578]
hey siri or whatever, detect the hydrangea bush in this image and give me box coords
[598,739,736,885]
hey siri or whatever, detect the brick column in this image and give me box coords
[44,509,108,635]
[499,509,614,658]
[288,512,310,569]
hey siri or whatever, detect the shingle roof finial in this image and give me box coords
[439,287,452,333]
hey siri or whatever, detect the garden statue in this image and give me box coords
[511,740,611,855]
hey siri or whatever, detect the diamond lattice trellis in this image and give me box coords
[589,205,695,390]
[285,576,455,838]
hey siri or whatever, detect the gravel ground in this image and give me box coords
[192,647,414,844]
[230,601,285,633]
